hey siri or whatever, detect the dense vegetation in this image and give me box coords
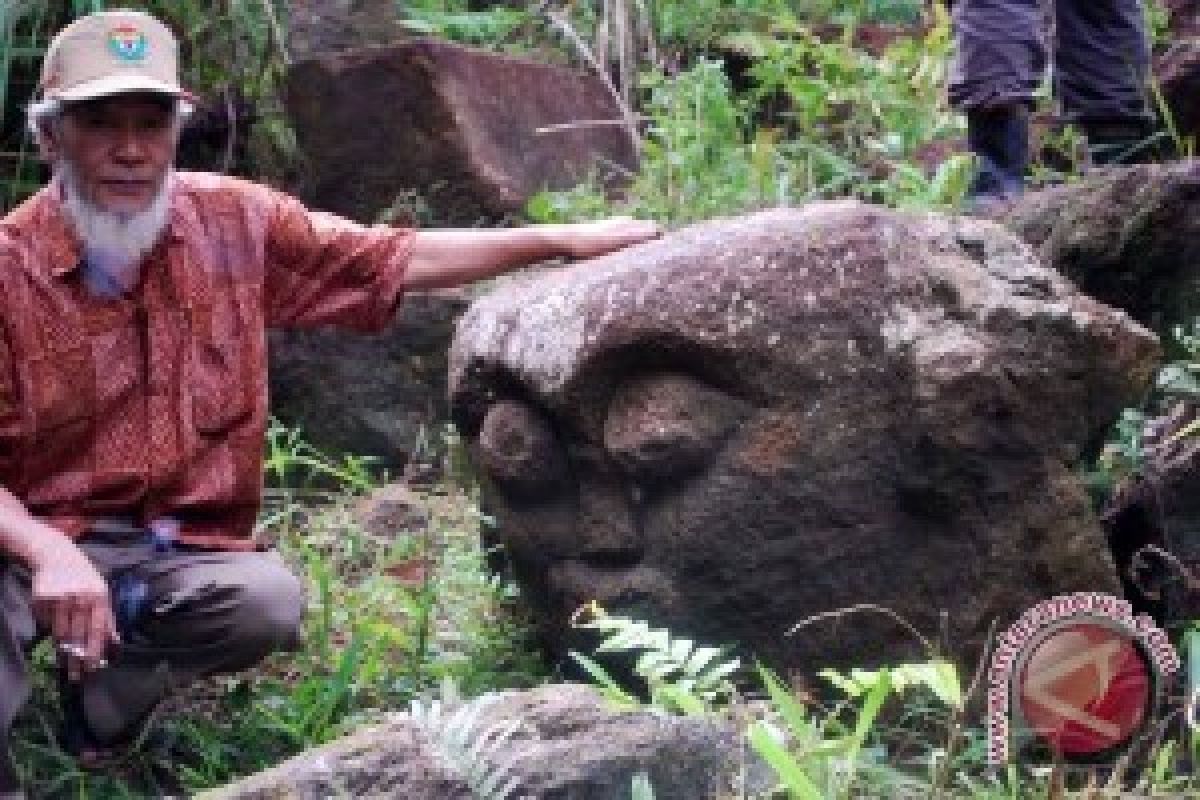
[3,1,1199,798]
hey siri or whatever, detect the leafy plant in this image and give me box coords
[568,606,981,799]
[630,770,657,800]
[527,4,967,224]
[569,603,743,714]
[747,659,967,799]
[401,3,532,49]
[263,416,382,493]
[408,683,528,800]
[140,0,295,177]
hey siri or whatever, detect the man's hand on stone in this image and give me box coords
[556,217,662,260]
[29,539,119,681]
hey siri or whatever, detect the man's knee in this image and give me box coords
[225,558,305,654]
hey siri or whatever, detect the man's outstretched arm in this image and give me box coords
[403,218,662,290]
[264,183,662,329]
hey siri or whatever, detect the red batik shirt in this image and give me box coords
[0,172,413,550]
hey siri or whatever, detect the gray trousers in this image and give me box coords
[0,529,304,791]
[949,0,1151,121]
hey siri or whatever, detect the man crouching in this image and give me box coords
[0,10,659,797]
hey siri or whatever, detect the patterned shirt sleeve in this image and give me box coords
[262,189,414,331]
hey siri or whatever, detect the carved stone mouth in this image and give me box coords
[547,560,680,618]
[575,549,644,571]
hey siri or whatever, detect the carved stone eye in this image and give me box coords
[477,400,566,494]
[603,373,744,483]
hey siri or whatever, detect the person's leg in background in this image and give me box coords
[948,0,1045,213]
[1055,0,1156,165]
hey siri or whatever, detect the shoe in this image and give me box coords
[1081,119,1164,166]
[964,104,1031,216]
[57,667,165,770]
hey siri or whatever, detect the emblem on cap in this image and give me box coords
[107,25,149,63]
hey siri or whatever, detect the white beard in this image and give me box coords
[59,161,171,296]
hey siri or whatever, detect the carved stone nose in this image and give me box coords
[575,480,642,567]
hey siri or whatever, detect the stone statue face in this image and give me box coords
[450,205,1153,671]
[472,371,756,647]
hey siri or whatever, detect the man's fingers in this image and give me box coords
[567,218,662,259]
[86,600,113,664]
[599,218,659,240]
[51,596,72,643]
[67,597,91,655]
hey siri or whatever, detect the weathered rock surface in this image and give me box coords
[1104,402,1200,618]
[1007,161,1200,336]
[352,481,430,538]
[449,202,1158,673]
[287,0,406,61]
[268,289,469,466]
[199,684,757,800]
[284,37,637,225]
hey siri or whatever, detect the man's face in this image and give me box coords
[48,93,178,215]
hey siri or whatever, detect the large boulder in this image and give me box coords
[284,38,637,225]
[1007,161,1200,337]
[199,684,756,800]
[268,289,469,466]
[449,203,1158,673]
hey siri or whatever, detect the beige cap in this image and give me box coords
[39,10,186,103]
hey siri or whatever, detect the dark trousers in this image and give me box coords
[949,0,1151,121]
[0,530,304,792]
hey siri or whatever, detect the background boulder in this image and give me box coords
[284,37,637,225]
[449,203,1158,674]
[268,289,469,467]
[1007,162,1200,338]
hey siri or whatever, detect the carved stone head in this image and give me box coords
[449,204,1157,671]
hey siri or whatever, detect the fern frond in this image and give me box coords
[572,606,742,714]
[408,685,534,800]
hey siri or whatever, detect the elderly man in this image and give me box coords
[0,9,658,795]
[951,0,1155,212]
